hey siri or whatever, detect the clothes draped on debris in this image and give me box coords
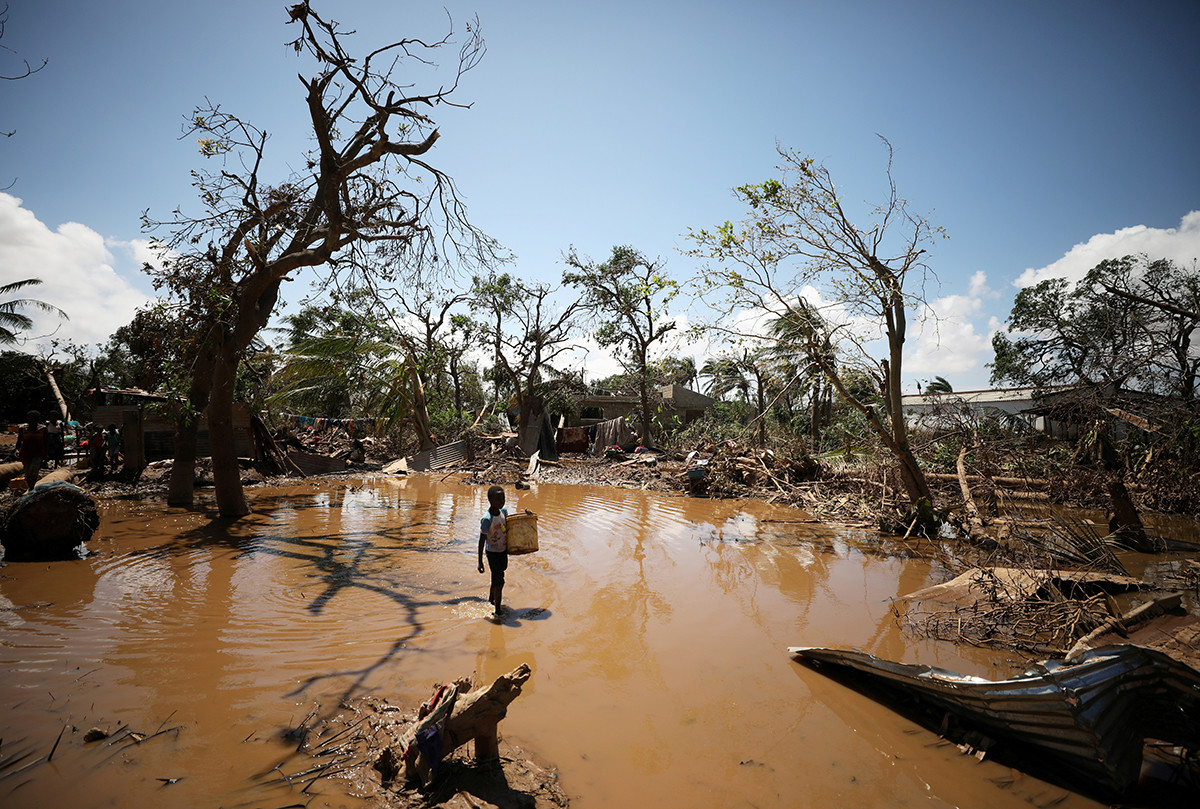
[555,425,590,453]
[277,413,377,433]
[399,682,458,782]
[590,417,636,455]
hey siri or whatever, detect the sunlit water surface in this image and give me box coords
[0,476,1111,808]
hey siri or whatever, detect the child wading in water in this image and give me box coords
[477,485,509,619]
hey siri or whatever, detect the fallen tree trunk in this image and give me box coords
[0,462,82,489]
[956,446,986,536]
[43,364,71,422]
[37,465,85,485]
[0,461,25,486]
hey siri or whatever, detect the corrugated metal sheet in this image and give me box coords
[286,450,347,476]
[790,644,1200,794]
[405,439,469,472]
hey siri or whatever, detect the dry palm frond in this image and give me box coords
[1005,509,1128,576]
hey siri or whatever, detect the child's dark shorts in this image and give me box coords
[486,550,508,588]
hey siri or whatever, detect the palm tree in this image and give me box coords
[702,349,778,445]
[0,278,67,343]
[924,375,954,394]
[768,307,837,446]
[701,355,750,402]
[273,335,438,449]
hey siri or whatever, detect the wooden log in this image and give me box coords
[2,464,84,490]
[995,489,1050,501]
[956,445,986,536]
[37,466,84,485]
[393,664,532,784]
[0,461,25,486]
[925,472,1050,489]
[443,663,532,759]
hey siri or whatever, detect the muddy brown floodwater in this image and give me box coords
[0,476,1110,808]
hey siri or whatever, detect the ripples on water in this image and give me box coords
[0,476,1108,809]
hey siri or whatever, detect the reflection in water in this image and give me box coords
[0,477,1105,808]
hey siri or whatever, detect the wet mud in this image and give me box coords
[0,476,1110,808]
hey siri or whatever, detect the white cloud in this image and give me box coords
[1015,210,1200,288]
[967,270,997,300]
[907,289,991,384]
[111,237,170,274]
[0,193,151,352]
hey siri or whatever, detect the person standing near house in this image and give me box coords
[16,410,47,489]
[106,423,123,470]
[88,424,107,476]
[45,419,63,469]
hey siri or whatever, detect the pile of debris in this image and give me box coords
[896,565,1150,656]
[278,665,568,809]
[0,465,100,560]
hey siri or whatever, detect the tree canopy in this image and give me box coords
[565,245,678,446]
[991,255,1200,400]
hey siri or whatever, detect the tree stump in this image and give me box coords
[1106,478,1160,553]
[391,663,533,785]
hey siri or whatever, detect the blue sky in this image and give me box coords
[3,0,1198,392]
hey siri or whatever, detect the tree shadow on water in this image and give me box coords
[162,492,481,706]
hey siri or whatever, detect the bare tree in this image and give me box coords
[143,3,499,515]
[686,138,941,510]
[1,3,48,141]
[472,272,583,456]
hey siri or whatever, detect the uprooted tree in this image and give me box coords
[686,138,942,513]
[143,3,499,515]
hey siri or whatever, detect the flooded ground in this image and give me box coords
[0,476,1114,808]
